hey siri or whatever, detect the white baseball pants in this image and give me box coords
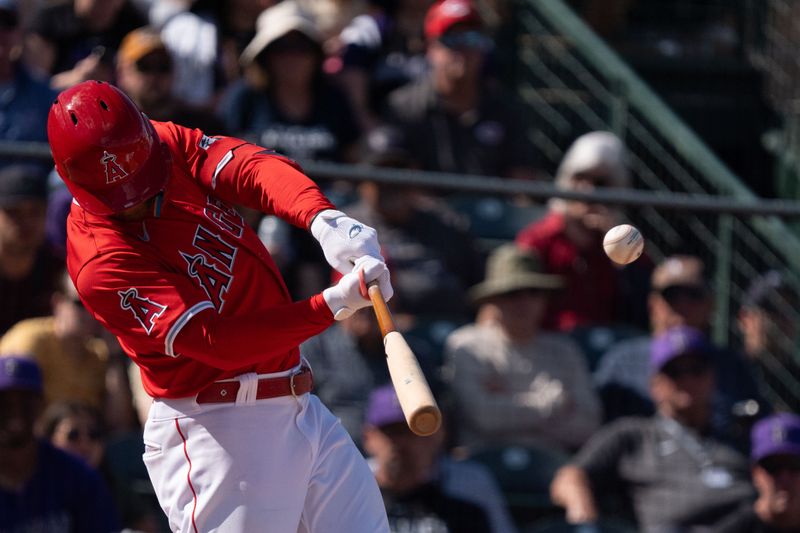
[141,368,389,532]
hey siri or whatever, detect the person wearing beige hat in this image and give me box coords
[218,0,361,163]
[443,243,602,453]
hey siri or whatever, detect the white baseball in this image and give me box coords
[603,224,644,265]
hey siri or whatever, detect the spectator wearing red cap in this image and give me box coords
[381,0,542,179]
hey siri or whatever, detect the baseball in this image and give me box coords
[603,224,644,265]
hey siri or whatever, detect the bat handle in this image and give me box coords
[367,282,395,337]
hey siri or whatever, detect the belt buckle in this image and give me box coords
[290,369,298,397]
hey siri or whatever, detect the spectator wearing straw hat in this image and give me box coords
[443,243,601,453]
[712,413,800,532]
[219,0,361,163]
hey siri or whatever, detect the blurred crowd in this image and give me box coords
[0,1,799,532]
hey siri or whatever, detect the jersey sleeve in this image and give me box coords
[75,252,334,371]
[155,121,336,229]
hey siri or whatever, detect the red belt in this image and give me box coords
[195,366,313,404]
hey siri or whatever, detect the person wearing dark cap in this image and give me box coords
[443,243,601,453]
[551,326,755,530]
[0,356,119,531]
[362,383,517,533]
[738,270,800,413]
[712,413,800,532]
[595,255,767,425]
[382,0,541,179]
[116,26,227,135]
[0,0,56,171]
[0,164,62,335]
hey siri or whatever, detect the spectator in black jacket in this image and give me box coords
[551,326,755,530]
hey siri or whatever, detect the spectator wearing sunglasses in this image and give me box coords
[516,131,653,332]
[38,401,105,470]
[551,326,755,530]
[37,399,167,532]
[595,255,767,429]
[382,0,541,180]
[712,413,800,532]
[0,356,119,532]
[115,27,227,135]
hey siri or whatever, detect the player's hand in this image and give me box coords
[322,256,393,320]
[310,209,383,275]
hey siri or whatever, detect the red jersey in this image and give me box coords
[66,122,336,398]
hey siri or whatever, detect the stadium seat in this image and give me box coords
[445,194,547,247]
[466,444,570,526]
[403,315,468,367]
[567,324,646,372]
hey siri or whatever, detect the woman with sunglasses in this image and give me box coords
[38,401,166,532]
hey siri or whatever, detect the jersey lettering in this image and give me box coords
[204,196,244,238]
[192,225,237,271]
[181,252,232,312]
[118,288,167,335]
[101,151,129,184]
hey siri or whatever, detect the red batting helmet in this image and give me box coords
[48,80,171,215]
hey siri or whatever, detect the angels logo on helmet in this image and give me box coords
[101,151,129,184]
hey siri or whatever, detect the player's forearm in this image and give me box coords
[174,294,335,370]
[550,465,599,524]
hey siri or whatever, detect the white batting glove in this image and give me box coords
[322,256,393,320]
[310,209,383,275]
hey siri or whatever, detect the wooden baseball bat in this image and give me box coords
[367,283,442,436]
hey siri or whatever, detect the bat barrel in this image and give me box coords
[367,282,442,436]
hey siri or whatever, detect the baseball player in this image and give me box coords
[47,80,393,532]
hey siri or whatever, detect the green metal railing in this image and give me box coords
[512,0,800,410]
